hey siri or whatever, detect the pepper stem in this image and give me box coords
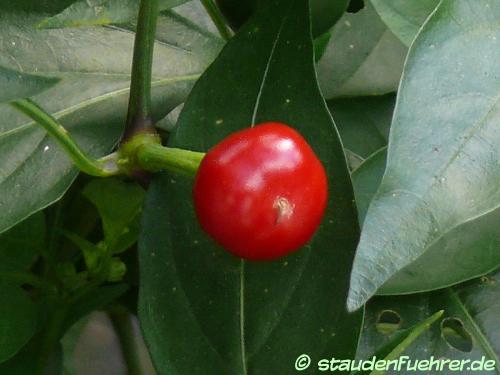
[11,99,121,177]
[137,142,205,177]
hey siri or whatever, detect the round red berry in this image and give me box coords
[193,122,328,260]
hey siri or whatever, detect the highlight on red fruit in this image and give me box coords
[192,122,328,260]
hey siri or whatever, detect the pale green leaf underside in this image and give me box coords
[0,66,58,103]
[317,1,407,99]
[0,11,222,234]
[370,0,440,46]
[348,0,500,311]
[38,0,189,28]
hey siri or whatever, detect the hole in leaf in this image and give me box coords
[376,310,401,335]
[347,0,365,13]
[480,275,496,285]
[441,317,473,352]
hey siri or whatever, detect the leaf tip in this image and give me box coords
[346,285,369,312]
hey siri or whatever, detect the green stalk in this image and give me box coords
[11,99,121,177]
[109,309,144,375]
[136,142,205,177]
[124,0,160,139]
[37,304,68,374]
[369,310,444,375]
[200,0,233,41]
[11,98,204,178]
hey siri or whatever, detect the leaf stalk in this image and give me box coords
[200,0,233,41]
[11,99,121,177]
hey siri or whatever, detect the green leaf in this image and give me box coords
[345,149,365,172]
[82,178,145,252]
[0,10,223,235]
[38,0,190,28]
[174,1,220,36]
[64,284,129,331]
[0,213,45,275]
[64,232,128,281]
[352,148,387,224]
[63,232,103,273]
[370,0,440,46]
[313,31,331,62]
[139,0,362,373]
[355,310,443,375]
[215,0,349,37]
[357,271,500,374]
[317,1,407,99]
[369,310,444,375]
[308,0,350,37]
[0,335,63,375]
[0,1,76,13]
[329,94,395,159]
[351,146,500,298]
[348,0,500,310]
[0,66,59,103]
[0,283,38,363]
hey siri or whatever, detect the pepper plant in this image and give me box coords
[0,0,499,374]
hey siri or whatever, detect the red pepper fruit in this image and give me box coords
[193,122,328,260]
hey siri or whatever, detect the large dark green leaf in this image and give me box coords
[358,271,500,374]
[0,336,63,375]
[38,0,190,28]
[139,0,362,373]
[370,0,440,46]
[0,283,38,363]
[317,1,407,99]
[0,11,222,235]
[0,213,45,275]
[215,0,349,37]
[0,66,58,103]
[348,0,500,310]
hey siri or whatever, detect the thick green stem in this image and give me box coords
[137,142,205,177]
[124,0,160,139]
[11,99,121,177]
[37,304,68,374]
[200,0,233,41]
[109,309,144,375]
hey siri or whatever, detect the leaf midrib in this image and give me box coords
[241,1,294,373]
[447,288,500,372]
